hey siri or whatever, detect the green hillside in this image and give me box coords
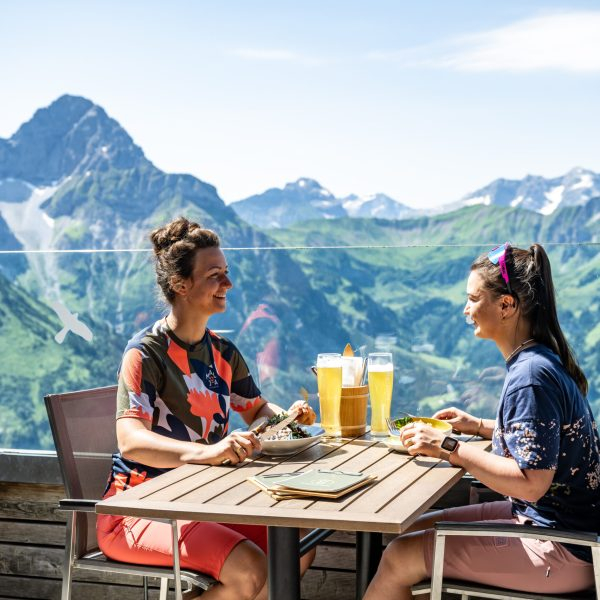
[0,272,126,448]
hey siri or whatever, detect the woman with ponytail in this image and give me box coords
[365,242,600,599]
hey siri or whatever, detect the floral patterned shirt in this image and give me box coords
[493,344,600,560]
[104,319,262,497]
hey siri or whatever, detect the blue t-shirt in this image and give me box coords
[493,344,600,561]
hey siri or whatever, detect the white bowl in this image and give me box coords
[260,424,325,456]
[383,437,410,453]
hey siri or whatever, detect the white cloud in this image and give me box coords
[367,11,600,73]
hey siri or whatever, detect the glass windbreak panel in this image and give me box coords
[263,243,600,428]
[1,242,599,450]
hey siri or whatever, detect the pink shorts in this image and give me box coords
[97,513,267,580]
[422,501,594,594]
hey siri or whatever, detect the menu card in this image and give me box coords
[248,469,377,500]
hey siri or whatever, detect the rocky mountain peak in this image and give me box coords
[14,95,95,141]
[341,192,414,219]
[283,177,333,197]
[0,94,148,185]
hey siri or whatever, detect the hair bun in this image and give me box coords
[150,217,198,255]
[150,230,171,255]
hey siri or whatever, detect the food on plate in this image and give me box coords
[393,416,413,429]
[263,413,312,441]
[392,416,452,434]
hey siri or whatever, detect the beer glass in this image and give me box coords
[317,353,343,438]
[368,352,393,437]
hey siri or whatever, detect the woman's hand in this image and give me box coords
[183,431,261,466]
[289,400,316,425]
[432,406,480,435]
[400,422,447,459]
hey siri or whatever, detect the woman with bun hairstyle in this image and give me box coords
[97,217,316,600]
[365,243,600,599]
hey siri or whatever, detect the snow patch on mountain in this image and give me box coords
[314,199,336,209]
[342,194,374,213]
[540,185,565,216]
[572,173,593,190]
[464,194,491,207]
[341,193,414,219]
[589,212,600,225]
[0,179,59,249]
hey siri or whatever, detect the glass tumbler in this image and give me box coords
[368,352,393,436]
[316,353,343,438]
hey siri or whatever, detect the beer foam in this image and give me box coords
[368,364,393,373]
[317,355,342,368]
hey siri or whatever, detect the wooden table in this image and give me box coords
[97,435,490,600]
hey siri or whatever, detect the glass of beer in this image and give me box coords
[317,353,343,438]
[368,352,393,437]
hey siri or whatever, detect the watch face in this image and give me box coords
[441,436,458,452]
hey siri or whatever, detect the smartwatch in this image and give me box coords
[441,436,459,453]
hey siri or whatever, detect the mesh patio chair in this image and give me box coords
[421,521,600,600]
[45,385,216,600]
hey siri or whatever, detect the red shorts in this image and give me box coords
[422,501,594,595]
[97,513,267,580]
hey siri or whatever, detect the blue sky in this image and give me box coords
[1,1,599,208]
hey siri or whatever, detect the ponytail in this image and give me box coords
[526,244,588,396]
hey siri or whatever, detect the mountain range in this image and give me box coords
[454,167,600,215]
[1,94,600,449]
[230,178,414,228]
[230,168,600,229]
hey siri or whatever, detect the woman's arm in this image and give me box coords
[239,397,315,426]
[238,398,282,426]
[477,418,495,439]
[448,440,555,502]
[401,422,554,502]
[117,418,260,467]
[432,407,494,439]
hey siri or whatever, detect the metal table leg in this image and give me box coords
[355,531,382,599]
[268,526,301,600]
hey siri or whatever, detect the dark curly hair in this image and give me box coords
[471,243,588,396]
[150,216,220,303]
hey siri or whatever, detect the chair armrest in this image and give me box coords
[59,498,98,512]
[435,521,599,547]
[300,528,334,556]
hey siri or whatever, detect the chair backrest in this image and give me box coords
[45,385,118,554]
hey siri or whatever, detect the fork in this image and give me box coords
[386,417,402,436]
[385,412,417,436]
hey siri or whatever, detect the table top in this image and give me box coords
[97,435,490,534]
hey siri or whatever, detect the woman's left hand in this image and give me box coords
[400,422,446,458]
[289,400,316,425]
